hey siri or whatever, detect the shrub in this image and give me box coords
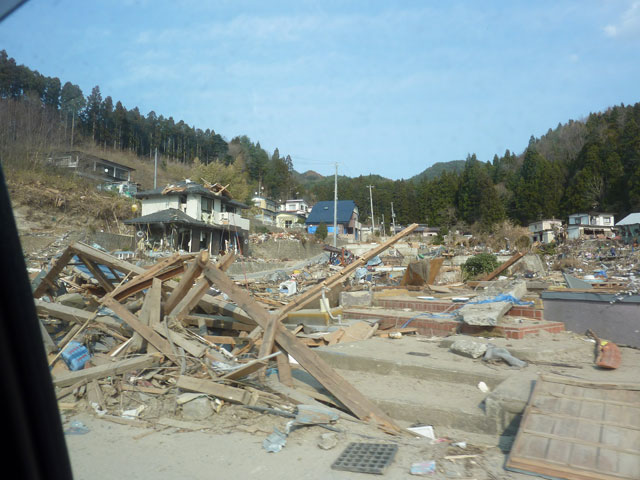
[462,253,500,279]
[315,222,328,241]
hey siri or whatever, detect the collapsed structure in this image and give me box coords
[32,223,640,479]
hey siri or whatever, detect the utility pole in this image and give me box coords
[333,163,338,248]
[154,147,158,189]
[381,214,386,240]
[390,202,397,235]
[367,184,375,235]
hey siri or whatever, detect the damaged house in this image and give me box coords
[616,212,640,245]
[567,212,615,239]
[124,180,250,254]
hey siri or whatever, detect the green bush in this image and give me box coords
[462,253,500,279]
[315,222,328,241]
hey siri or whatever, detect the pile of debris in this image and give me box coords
[35,224,423,441]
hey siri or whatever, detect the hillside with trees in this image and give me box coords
[1,50,639,233]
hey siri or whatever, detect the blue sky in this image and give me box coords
[1,1,639,179]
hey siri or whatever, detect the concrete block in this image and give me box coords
[181,396,214,420]
[484,372,537,436]
[340,290,373,308]
[450,338,488,358]
[57,293,87,309]
[457,301,511,326]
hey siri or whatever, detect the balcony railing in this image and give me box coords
[201,211,250,231]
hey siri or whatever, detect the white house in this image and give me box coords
[529,219,563,244]
[125,180,250,254]
[279,199,310,217]
[567,212,615,240]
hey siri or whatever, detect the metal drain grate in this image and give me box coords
[331,443,398,475]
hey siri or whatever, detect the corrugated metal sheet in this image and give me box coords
[507,375,640,479]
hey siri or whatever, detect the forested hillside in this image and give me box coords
[1,50,639,232]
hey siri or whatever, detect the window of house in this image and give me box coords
[179,194,187,204]
[604,217,611,224]
[201,197,212,213]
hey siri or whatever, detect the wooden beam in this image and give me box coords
[102,297,177,364]
[164,251,209,314]
[32,246,76,297]
[52,354,161,387]
[221,351,281,381]
[35,299,93,323]
[479,252,525,281]
[176,375,253,404]
[77,254,115,292]
[275,347,293,387]
[109,255,188,301]
[167,253,237,322]
[202,265,403,433]
[275,223,419,318]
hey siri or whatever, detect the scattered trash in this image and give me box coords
[483,345,528,369]
[61,341,91,371]
[477,381,490,393]
[64,420,89,435]
[263,427,288,453]
[410,460,436,475]
[318,432,339,450]
[407,425,436,440]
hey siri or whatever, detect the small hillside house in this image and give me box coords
[529,219,563,244]
[567,212,615,240]
[616,213,640,245]
[251,196,279,225]
[48,151,137,196]
[125,180,250,254]
[305,200,360,240]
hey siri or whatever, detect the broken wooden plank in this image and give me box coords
[275,347,293,387]
[275,223,419,319]
[77,254,116,292]
[221,351,281,381]
[176,375,253,404]
[479,251,525,281]
[202,265,404,433]
[102,297,177,363]
[32,246,76,297]
[52,354,160,387]
[108,253,183,300]
[164,250,210,314]
[153,324,207,358]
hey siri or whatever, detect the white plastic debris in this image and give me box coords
[477,381,490,393]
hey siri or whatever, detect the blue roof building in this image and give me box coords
[305,200,360,239]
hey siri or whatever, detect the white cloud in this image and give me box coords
[604,1,640,37]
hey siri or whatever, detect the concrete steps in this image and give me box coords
[334,369,498,434]
[311,337,518,437]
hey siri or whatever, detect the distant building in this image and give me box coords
[251,196,278,225]
[567,212,615,239]
[529,219,563,244]
[124,180,250,254]
[616,213,640,245]
[392,224,440,237]
[276,212,306,229]
[47,150,137,196]
[279,198,310,217]
[305,200,360,240]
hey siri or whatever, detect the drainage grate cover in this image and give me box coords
[331,443,398,475]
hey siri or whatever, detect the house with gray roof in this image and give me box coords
[305,200,360,240]
[616,213,640,245]
[124,180,250,254]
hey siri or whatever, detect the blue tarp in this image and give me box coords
[467,294,534,306]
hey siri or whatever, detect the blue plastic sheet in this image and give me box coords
[467,294,533,306]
